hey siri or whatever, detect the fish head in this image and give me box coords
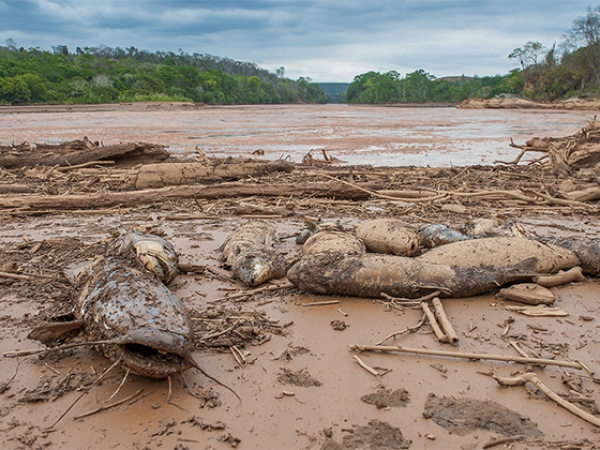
[105,329,195,379]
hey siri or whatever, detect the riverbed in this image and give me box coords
[0,103,594,166]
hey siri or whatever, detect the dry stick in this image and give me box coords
[375,314,427,346]
[73,388,143,420]
[352,355,379,376]
[3,339,118,358]
[104,369,129,403]
[493,372,600,428]
[302,300,340,307]
[420,302,448,343]
[55,160,115,172]
[349,344,585,370]
[323,174,447,202]
[509,340,529,358]
[522,189,596,210]
[209,282,293,303]
[199,325,236,342]
[482,435,526,449]
[380,289,441,305]
[0,270,61,281]
[47,359,121,430]
[431,298,459,343]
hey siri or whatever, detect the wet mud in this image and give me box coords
[0,104,599,450]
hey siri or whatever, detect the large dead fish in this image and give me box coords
[418,236,580,274]
[220,220,287,287]
[286,252,538,299]
[29,231,239,398]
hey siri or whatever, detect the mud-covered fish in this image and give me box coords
[286,252,538,299]
[542,237,600,276]
[108,229,179,284]
[419,224,469,248]
[418,236,580,274]
[29,231,239,398]
[356,219,420,256]
[418,221,531,249]
[220,221,287,287]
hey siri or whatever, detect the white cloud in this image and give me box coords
[1,0,595,81]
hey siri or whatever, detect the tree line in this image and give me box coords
[347,6,600,104]
[0,42,326,105]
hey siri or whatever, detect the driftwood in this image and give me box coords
[0,140,169,169]
[349,344,585,370]
[493,372,600,428]
[135,160,294,189]
[0,180,376,211]
[495,118,600,173]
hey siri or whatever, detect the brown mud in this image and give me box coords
[0,104,600,449]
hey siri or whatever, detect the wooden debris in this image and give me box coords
[493,372,600,427]
[497,283,555,305]
[505,305,568,316]
[135,160,294,189]
[349,344,585,370]
[533,267,585,288]
[0,140,168,169]
[431,298,459,343]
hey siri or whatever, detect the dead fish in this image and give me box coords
[220,221,286,287]
[418,237,580,274]
[419,224,469,248]
[356,219,420,256]
[301,229,365,256]
[419,221,532,249]
[542,238,600,276]
[108,229,179,284]
[286,252,538,299]
[29,232,240,400]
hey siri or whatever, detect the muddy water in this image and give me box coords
[0,103,594,166]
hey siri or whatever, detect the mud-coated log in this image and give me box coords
[0,181,376,211]
[135,160,294,189]
[0,143,168,168]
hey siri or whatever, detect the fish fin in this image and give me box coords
[513,256,540,275]
[28,320,84,346]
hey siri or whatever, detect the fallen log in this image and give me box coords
[135,160,294,189]
[0,180,376,211]
[0,142,168,168]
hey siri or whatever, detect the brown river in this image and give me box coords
[0,103,594,166]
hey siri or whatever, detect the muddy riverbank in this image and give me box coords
[0,104,599,450]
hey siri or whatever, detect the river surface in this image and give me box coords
[0,103,594,166]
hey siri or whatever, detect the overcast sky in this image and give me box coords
[0,0,595,82]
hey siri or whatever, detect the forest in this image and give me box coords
[0,42,326,105]
[346,6,600,104]
[1,6,600,106]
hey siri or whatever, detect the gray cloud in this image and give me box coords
[0,0,594,81]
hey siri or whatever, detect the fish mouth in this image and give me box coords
[104,330,194,379]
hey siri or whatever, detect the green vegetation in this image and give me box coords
[346,70,508,104]
[3,5,600,106]
[347,6,600,104]
[0,42,326,105]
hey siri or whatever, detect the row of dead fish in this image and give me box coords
[222,218,600,301]
[25,218,599,407]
